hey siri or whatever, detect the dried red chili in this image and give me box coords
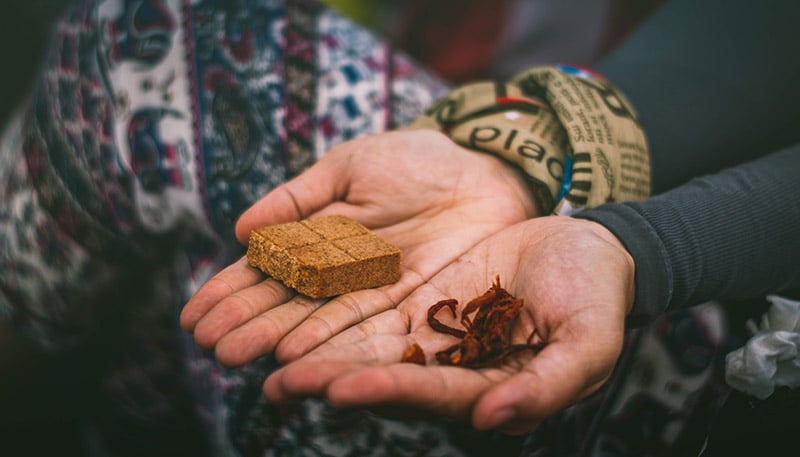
[401,276,543,368]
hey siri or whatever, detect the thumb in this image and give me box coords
[472,335,618,431]
[234,150,352,244]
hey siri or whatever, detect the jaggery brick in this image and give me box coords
[246,215,401,298]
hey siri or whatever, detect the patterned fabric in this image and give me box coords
[0,1,733,456]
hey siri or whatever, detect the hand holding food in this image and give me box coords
[180,129,539,366]
[263,216,636,434]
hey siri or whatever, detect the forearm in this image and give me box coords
[577,144,800,325]
[596,0,800,193]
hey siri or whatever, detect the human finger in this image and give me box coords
[325,364,499,421]
[211,294,326,366]
[264,335,502,423]
[272,272,429,362]
[214,269,425,366]
[234,148,353,243]
[189,274,296,350]
[471,327,621,432]
[263,333,412,400]
[215,290,400,367]
[180,257,265,332]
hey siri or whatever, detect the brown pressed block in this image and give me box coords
[246,215,401,298]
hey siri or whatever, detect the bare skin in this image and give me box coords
[260,216,634,434]
[181,129,635,434]
[180,130,540,366]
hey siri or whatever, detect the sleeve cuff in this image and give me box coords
[574,203,672,327]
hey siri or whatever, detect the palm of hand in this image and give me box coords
[180,130,538,367]
[263,216,634,434]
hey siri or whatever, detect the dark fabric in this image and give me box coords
[597,0,800,193]
[0,0,67,128]
[700,386,800,456]
[577,0,800,323]
[576,3,800,449]
[579,145,800,323]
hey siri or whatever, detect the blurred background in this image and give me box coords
[321,0,664,83]
[0,0,664,129]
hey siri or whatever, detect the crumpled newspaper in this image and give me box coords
[725,295,800,399]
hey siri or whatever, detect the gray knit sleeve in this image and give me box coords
[577,145,800,325]
[574,0,800,325]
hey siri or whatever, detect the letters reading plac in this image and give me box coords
[468,126,563,181]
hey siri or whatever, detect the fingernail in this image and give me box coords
[489,407,515,428]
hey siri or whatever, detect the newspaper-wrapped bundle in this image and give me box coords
[413,65,651,214]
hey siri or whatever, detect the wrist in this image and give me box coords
[574,203,672,327]
[579,218,637,316]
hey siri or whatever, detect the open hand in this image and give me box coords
[262,216,635,434]
[180,129,539,366]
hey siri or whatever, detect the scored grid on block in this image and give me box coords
[247,215,401,298]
